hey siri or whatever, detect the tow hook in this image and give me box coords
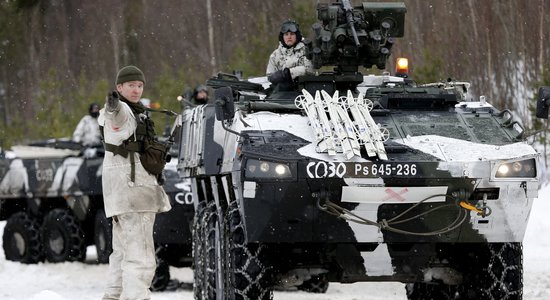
[477,193,492,217]
[459,193,492,217]
[313,189,330,211]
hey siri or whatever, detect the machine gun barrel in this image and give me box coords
[342,0,360,46]
[307,1,406,72]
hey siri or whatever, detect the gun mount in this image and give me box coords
[305,1,406,74]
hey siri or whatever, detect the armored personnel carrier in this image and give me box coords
[0,138,193,283]
[177,1,541,299]
[0,140,108,263]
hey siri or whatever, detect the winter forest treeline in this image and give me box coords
[0,0,549,148]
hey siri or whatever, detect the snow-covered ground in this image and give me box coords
[1,184,550,300]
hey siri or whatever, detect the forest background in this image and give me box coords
[0,0,549,157]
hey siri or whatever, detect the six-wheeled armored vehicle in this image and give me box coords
[0,138,194,290]
[0,140,109,263]
[176,1,541,299]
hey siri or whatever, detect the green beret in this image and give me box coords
[116,65,145,85]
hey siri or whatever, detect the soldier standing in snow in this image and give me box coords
[266,20,313,90]
[99,65,171,300]
[72,103,102,147]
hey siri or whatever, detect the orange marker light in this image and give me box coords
[396,57,409,76]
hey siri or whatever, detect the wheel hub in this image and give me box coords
[98,231,106,250]
[48,230,65,255]
[13,232,26,256]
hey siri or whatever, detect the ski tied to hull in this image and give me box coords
[297,89,388,160]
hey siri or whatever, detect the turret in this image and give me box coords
[305,1,406,74]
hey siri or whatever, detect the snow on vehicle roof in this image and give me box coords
[246,74,406,92]
[8,145,80,159]
[247,76,271,90]
[396,135,537,162]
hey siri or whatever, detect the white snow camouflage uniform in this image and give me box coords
[266,41,313,79]
[72,115,102,146]
[99,100,171,300]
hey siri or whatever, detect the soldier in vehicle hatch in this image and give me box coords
[266,20,313,91]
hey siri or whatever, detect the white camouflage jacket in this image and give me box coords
[72,115,101,146]
[98,101,171,218]
[266,41,313,79]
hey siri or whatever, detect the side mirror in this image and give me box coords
[536,86,550,119]
[214,87,235,121]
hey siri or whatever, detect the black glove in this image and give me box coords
[268,68,292,84]
[106,91,120,112]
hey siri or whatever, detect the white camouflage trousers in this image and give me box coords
[102,212,156,300]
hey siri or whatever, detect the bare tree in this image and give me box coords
[1,0,550,144]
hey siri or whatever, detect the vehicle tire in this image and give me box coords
[42,208,87,262]
[192,201,207,299]
[3,212,44,263]
[151,256,171,291]
[478,243,523,299]
[204,201,223,299]
[298,274,329,294]
[94,209,112,264]
[406,243,523,300]
[224,201,273,300]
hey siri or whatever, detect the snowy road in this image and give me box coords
[1,184,550,299]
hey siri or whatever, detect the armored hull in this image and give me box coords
[179,75,539,299]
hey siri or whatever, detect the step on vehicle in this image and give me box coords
[175,1,542,299]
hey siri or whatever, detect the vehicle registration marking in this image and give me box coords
[306,161,420,179]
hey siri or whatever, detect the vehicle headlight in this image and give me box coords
[244,158,293,179]
[495,158,536,178]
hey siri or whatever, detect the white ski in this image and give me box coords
[310,90,337,155]
[322,90,355,159]
[296,91,326,151]
[357,93,388,160]
[335,93,361,157]
[346,90,377,157]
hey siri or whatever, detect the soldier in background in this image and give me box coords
[266,20,313,90]
[72,103,102,147]
[177,84,209,109]
[191,84,209,105]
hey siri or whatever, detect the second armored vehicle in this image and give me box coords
[0,138,194,291]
